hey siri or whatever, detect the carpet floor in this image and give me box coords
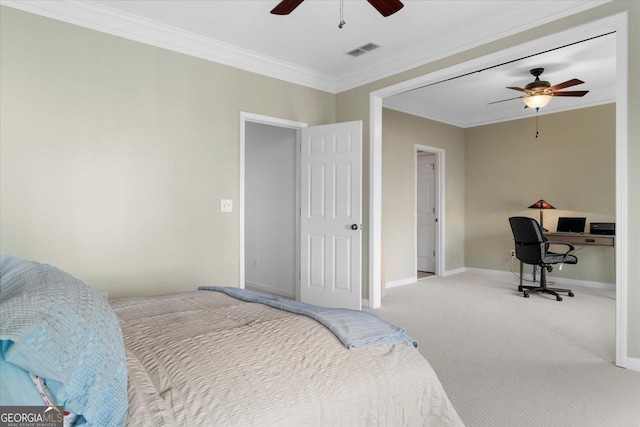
[367,272,640,427]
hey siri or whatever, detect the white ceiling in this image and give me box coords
[3,0,616,126]
[385,29,616,127]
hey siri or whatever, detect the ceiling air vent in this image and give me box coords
[346,42,380,57]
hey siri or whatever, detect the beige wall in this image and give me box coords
[381,109,466,282]
[381,104,615,285]
[0,7,336,298]
[465,104,616,283]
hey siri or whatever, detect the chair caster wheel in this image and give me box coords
[557,296,563,301]
[568,292,575,297]
[518,286,523,292]
[524,293,529,298]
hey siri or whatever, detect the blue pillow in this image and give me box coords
[0,255,128,426]
[0,341,43,405]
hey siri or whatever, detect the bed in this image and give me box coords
[0,255,463,426]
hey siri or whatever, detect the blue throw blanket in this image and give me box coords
[198,286,417,349]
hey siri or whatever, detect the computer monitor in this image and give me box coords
[556,217,586,233]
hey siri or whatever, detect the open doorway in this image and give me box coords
[244,121,298,299]
[416,150,436,279]
[415,145,444,280]
[240,112,307,300]
[369,14,633,370]
[240,113,364,310]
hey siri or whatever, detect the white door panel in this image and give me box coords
[301,121,362,310]
[417,153,436,272]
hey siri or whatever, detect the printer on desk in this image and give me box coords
[590,222,615,235]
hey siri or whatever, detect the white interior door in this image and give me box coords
[417,153,436,272]
[300,121,362,310]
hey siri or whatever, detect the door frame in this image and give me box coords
[415,145,445,277]
[239,112,307,300]
[369,13,634,370]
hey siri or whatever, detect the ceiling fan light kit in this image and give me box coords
[486,67,590,139]
[523,94,553,109]
[490,67,589,110]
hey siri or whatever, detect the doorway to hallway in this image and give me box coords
[416,150,436,277]
[414,145,444,281]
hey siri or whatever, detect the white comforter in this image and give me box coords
[111,291,463,426]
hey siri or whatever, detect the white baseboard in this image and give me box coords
[619,355,640,371]
[385,267,615,291]
[443,267,466,276]
[464,267,616,291]
[244,281,295,299]
[385,267,466,288]
[385,277,417,288]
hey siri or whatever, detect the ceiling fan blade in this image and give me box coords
[548,78,584,91]
[506,86,529,93]
[270,0,305,15]
[366,0,404,17]
[552,90,589,97]
[487,96,524,105]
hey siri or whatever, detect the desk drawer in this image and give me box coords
[578,236,614,246]
[545,234,614,247]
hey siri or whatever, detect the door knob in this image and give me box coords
[351,224,359,230]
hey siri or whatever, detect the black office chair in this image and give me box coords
[508,216,577,301]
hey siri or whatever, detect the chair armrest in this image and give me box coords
[546,241,575,256]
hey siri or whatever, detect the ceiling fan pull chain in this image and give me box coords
[339,0,346,28]
[535,108,540,138]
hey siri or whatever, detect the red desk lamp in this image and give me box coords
[528,199,555,231]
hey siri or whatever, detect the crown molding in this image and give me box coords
[334,1,611,92]
[1,0,609,95]
[0,0,337,93]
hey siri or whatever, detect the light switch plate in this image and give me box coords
[220,199,233,213]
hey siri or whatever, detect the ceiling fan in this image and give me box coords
[270,0,404,17]
[489,68,589,109]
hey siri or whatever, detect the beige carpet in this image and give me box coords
[367,272,640,427]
